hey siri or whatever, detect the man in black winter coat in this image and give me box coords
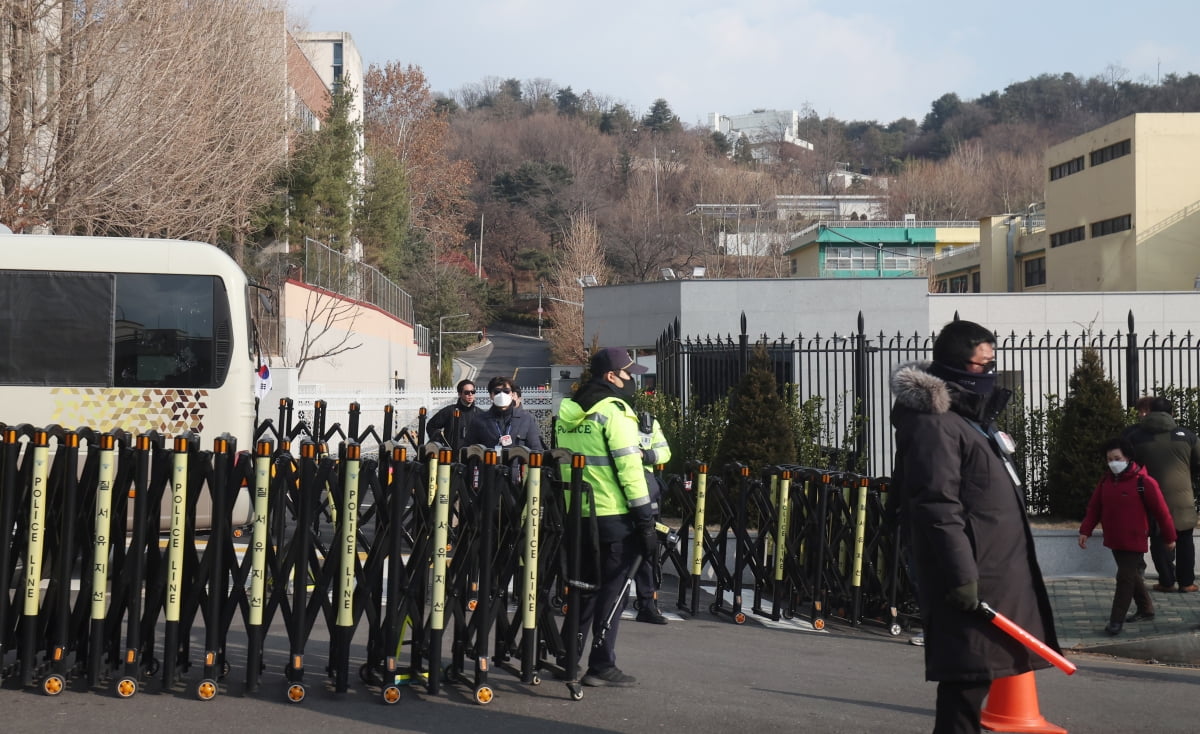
[425,378,481,451]
[890,320,1059,734]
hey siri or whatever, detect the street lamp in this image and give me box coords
[537,281,545,339]
[438,313,469,384]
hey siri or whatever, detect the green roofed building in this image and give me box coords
[784,219,979,282]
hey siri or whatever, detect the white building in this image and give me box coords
[709,110,814,162]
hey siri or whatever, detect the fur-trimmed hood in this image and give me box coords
[890,360,951,415]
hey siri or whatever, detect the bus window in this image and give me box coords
[0,271,114,386]
[114,273,229,388]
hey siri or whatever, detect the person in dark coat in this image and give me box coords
[1078,437,1176,635]
[1123,396,1200,592]
[890,319,1060,734]
[425,378,481,451]
[463,376,545,451]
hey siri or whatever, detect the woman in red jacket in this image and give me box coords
[1079,437,1177,635]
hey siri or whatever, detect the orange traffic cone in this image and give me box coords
[980,671,1066,733]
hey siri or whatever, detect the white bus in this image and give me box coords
[0,234,259,446]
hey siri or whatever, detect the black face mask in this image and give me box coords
[613,378,638,402]
[929,361,996,396]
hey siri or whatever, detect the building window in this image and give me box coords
[1049,156,1084,181]
[824,246,875,271]
[971,271,981,293]
[1090,139,1131,167]
[1091,214,1132,238]
[947,274,970,293]
[790,258,797,275]
[1049,226,1086,248]
[882,246,923,271]
[1023,257,1046,287]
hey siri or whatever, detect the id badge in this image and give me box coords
[499,434,513,447]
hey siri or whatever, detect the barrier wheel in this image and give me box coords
[382,685,401,705]
[813,618,826,631]
[474,685,494,705]
[531,674,541,686]
[781,609,794,620]
[146,658,160,676]
[568,683,583,701]
[42,673,66,696]
[286,683,306,703]
[733,612,747,625]
[467,599,478,611]
[560,603,569,615]
[708,603,719,615]
[197,679,218,700]
[221,660,231,678]
[115,677,138,698]
[889,623,902,637]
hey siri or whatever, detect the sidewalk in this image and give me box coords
[1047,576,1200,665]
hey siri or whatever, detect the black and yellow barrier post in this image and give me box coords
[161,436,191,690]
[560,452,587,701]
[194,436,233,701]
[284,438,318,704]
[850,475,870,626]
[809,472,832,631]
[0,426,22,687]
[329,441,362,693]
[114,434,156,698]
[380,444,409,705]
[520,450,543,685]
[42,428,78,696]
[18,429,51,688]
[426,447,453,696]
[244,438,273,692]
[686,463,708,617]
[86,433,118,688]
[770,470,792,622]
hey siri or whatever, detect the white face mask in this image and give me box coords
[1108,460,1128,476]
[491,391,513,408]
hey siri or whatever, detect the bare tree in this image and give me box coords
[548,210,607,364]
[0,0,289,260]
[283,285,363,379]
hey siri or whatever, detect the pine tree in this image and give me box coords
[1046,349,1126,518]
[715,344,796,474]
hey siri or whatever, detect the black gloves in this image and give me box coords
[640,527,659,562]
[944,580,979,612]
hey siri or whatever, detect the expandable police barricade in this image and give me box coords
[0,403,918,707]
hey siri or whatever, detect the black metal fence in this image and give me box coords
[657,311,1200,481]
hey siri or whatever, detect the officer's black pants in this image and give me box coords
[580,533,640,672]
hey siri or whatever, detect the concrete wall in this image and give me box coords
[281,280,429,393]
[585,277,932,351]
[585,277,1200,352]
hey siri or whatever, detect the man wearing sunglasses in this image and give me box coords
[426,378,482,451]
[890,320,1059,733]
[464,376,544,451]
[555,347,655,688]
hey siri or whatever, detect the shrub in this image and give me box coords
[1045,349,1126,518]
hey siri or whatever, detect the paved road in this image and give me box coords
[459,327,551,388]
[3,577,1198,733]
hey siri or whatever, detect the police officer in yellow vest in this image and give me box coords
[556,347,655,687]
[633,411,672,624]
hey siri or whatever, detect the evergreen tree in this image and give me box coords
[714,344,796,474]
[640,98,681,134]
[1046,349,1126,518]
[263,82,361,249]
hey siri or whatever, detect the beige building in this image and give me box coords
[932,113,1200,293]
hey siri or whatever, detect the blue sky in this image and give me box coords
[296,1,1200,127]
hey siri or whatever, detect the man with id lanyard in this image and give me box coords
[464,375,545,452]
